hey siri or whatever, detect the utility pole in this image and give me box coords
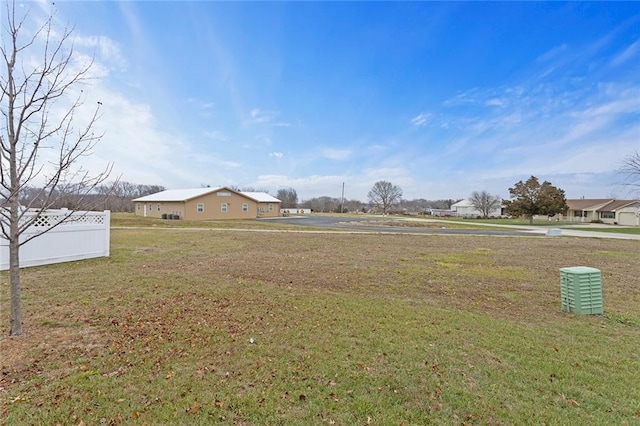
[341,182,345,213]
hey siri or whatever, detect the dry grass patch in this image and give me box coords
[1,229,639,424]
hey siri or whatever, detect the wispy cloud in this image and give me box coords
[364,167,406,180]
[250,108,278,123]
[269,152,284,158]
[485,98,506,107]
[322,148,351,161]
[204,130,226,141]
[610,40,640,67]
[410,112,430,126]
[248,108,292,127]
[536,43,568,63]
[73,35,128,71]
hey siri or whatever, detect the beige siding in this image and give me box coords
[183,191,258,220]
[256,202,279,218]
[617,206,640,226]
[135,201,185,219]
[134,189,277,220]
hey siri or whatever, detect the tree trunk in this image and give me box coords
[9,188,22,336]
[529,215,534,225]
[9,234,22,336]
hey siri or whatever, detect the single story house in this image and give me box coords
[132,187,281,220]
[562,199,640,226]
[451,199,505,218]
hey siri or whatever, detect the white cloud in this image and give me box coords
[269,152,284,158]
[442,89,480,107]
[411,112,430,126]
[73,35,128,71]
[364,167,406,180]
[610,40,640,67]
[204,131,226,141]
[250,108,277,124]
[536,43,568,62]
[485,98,506,107]
[253,174,347,197]
[322,148,351,161]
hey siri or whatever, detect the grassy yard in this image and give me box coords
[110,212,323,231]
[1,226,639,425]
[568,227,640,235]
[428,217,578,227]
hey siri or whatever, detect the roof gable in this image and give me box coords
[566,199,614,211]
[599,200,640,211]
[566,199,637,211]
[451,200,473,208]
[132,187,281,204]
[240,192,281,203]
[133,187,227,202]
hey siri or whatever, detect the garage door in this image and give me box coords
[618,212,638,226]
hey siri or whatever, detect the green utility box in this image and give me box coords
[559,266,603,315]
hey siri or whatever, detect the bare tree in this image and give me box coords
[469,190,502,218]
[276,187,298,209]
[619,150,640,196]
[299,196,341,213]
[1,2,112,336]
[368,180,402,215]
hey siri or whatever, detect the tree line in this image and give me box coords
[19,182,166,212]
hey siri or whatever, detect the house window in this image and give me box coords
[573,211,585,218]
[601,211,615,219]
[268,203,273,212]
[242,203,248,212]
[197,203,204,213]
[157,203,161,211]
[221,203,228,213]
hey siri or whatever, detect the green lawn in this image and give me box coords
[1,227,639,425]
[431,217,576,227]
[568,227,640,235]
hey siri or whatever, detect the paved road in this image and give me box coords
[263,215,540,237]
[262,215,640,240]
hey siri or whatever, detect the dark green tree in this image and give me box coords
[503,176,568,224]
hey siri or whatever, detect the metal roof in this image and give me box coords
[132,187,281,203]
[451,199,474,208]
[240,192,281,203]
[132,187,225,202]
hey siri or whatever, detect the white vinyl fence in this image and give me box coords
[0,210,110,270]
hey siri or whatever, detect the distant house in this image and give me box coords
[132,187,281,220]
[451,199,504,218]
[563,199,640,226]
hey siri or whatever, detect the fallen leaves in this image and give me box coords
[185,401,200,414]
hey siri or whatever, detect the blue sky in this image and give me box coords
[22,1,640,201]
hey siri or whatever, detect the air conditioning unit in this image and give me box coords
[559,266,603,315]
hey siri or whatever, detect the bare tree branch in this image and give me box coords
[618,150,640,196]
[1,1,113,336]
[368,181,403,215]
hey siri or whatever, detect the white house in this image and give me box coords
[563,199,640,226]
[451,199,504,218]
